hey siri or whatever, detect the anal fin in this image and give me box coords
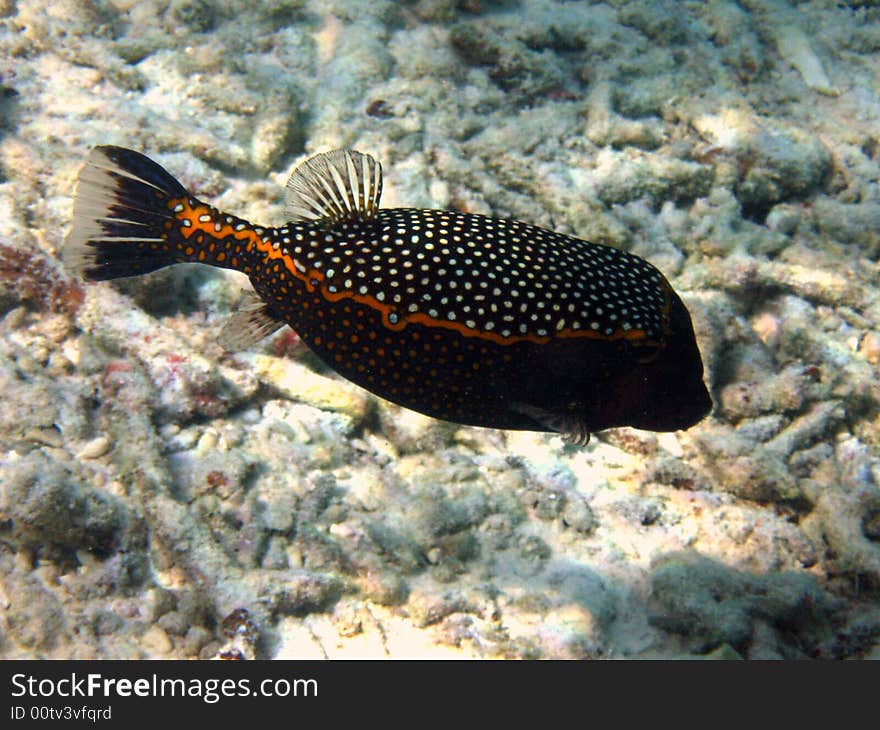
[218,290,286,351]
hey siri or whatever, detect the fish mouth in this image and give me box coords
[628,378,713,432]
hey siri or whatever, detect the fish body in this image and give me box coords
[65,146,711,442]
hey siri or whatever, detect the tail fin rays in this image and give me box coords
[65,146,189,281]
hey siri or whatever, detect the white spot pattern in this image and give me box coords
[267,209,668,338]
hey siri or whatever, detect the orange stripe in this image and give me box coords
[169,198,661,348]
[169,198,326,291]
[321,286,656,347]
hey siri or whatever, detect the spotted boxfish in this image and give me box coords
[65,146,711,443]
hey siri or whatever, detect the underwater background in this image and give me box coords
[0,0,879,659]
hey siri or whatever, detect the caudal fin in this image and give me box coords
[65,146,189,281]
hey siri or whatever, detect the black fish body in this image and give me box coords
[65,146,712,442]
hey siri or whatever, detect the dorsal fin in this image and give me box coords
[285,149,383,225]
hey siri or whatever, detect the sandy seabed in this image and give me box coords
[0,0,879,659]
